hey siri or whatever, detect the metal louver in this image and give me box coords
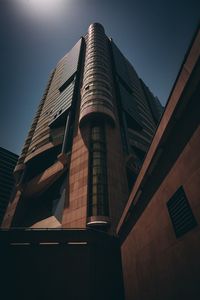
[167,187,197,238]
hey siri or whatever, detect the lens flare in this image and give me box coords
[16,0,66,23]
[28,0,63,17]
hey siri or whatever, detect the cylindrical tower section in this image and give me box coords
[80,23,115,228]
[79,23,116,125]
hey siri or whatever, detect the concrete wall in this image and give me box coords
[119,28,200,300]
[121,126,200,300]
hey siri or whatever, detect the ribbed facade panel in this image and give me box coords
[23,39,82,161]
[59,39,82,89]
[16,70,55,168]
[111,42,132,88]
[111,40,159,158]
[26,66,64,157]
[49,80,75,125]
[79,23,116,125]
[140,79,163,123]
[126,65,156,130]
[118,81,142,127]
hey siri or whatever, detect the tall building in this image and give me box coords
[0,147,18,225]
[1,23,163,230]
[0,23,199,300]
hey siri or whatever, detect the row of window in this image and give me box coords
[84,80,111,91]
[81,99,114,112]
[84,72,111,85]
[87,44,107,55]
[86,48,108,60]
[85,60,109,72]
[87,45,107,56]
[88,32,105,39]
[88,125,109,217]
[84,65,109,78]
[83,88,112,99]
[86,52,109,62]
[86,53,109,64]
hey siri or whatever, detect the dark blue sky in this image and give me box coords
[0,0,199,155]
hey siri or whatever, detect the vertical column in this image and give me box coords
[79,23,116,227]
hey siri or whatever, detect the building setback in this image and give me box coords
[1,23,163,231]
[0,147,18,225]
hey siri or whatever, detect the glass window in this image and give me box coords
[88,124,109,217]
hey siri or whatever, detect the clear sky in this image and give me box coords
[0,0,199,155]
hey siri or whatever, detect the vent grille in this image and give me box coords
[167,187,197,238]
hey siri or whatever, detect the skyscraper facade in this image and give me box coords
[0,147,18,225]
[1,23,163,231]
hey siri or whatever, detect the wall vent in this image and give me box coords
[167,187,197,238]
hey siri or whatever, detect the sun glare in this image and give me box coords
[17,0,65,22]
[29,0,62,16]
